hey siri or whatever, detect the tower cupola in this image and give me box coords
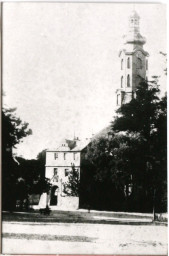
[124,10,146,47]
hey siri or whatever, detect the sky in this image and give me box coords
[2,3,167,159]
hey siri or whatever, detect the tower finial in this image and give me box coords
[133,3,135,11]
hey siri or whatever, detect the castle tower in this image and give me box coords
[116,10,149,106]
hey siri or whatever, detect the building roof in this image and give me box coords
[46,124,113,153]
[71,139,91,151]
[46,138,90,152]
[92,125,112,141]
[66,139,76,150]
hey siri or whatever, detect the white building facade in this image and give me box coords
[45,139,88,210]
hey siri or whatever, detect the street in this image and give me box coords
[2,221,167,254]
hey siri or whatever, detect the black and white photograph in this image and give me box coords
[1,2,167,254]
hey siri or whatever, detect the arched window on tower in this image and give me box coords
[137,75,142,87]
[146,59,148,70]
[117,94,121,106]
[137,58,142,69]
[134,19,138,25]
[121,59,123,70]
[127,75,130,87]
[121,76,123,88]
[127,57,130,69]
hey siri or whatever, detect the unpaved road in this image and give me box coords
[2,222,167,254]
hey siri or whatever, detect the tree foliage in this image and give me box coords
[81,79,167,212]
[15,149,49,196]
[113,81,160,140]
[2,107,32,211]
[64,164,80,197]
[2,107,32,150]
[81,134,147,211]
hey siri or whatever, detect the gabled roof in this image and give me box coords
[71,140,91,151]
[46,138,90,152]
[46,124,113,153]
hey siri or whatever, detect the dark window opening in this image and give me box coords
[50,186,58,206]
[137,58,142,69]
[127,75,130,87]
[121,59,123,70]
[146,59,148,70]
[65,169,69,177]
[121,76,123,88]
[54,152,58,159]
[127,57,130,69]
[53,168,58,182]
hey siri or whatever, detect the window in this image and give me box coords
[121,76,123,88]
[121,59,123,70]
[137,58,142,69]
[54,168,58,175]
[134,19,138,25]
[117,94,120,105]
[53,168,58,182]
[54,152,58,159]
[137,75,142,87]
[65,169,69,177]
[146,59,148,70]
[64,153,66,160]
[127,57,130,69]
[127,75,130,87]
[73,153,76,160]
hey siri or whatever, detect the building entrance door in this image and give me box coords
[50,186,58,205]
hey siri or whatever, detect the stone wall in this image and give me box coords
[57,196,79,210]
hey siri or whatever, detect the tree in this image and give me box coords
[15,157,41,194]
[151,94,167,213]
[81,134,146,211]
[15,149,47,193]
[2,107,32,211]
[36,149,47,179]
[112,80,167,213]
[81,78,167,213]
[64,164,80,197]
[113,80,160,140]
[9,148,50,210]
[35,177,52,195]
[2,107,32,150]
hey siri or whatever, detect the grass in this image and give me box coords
[2,210,158,226]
